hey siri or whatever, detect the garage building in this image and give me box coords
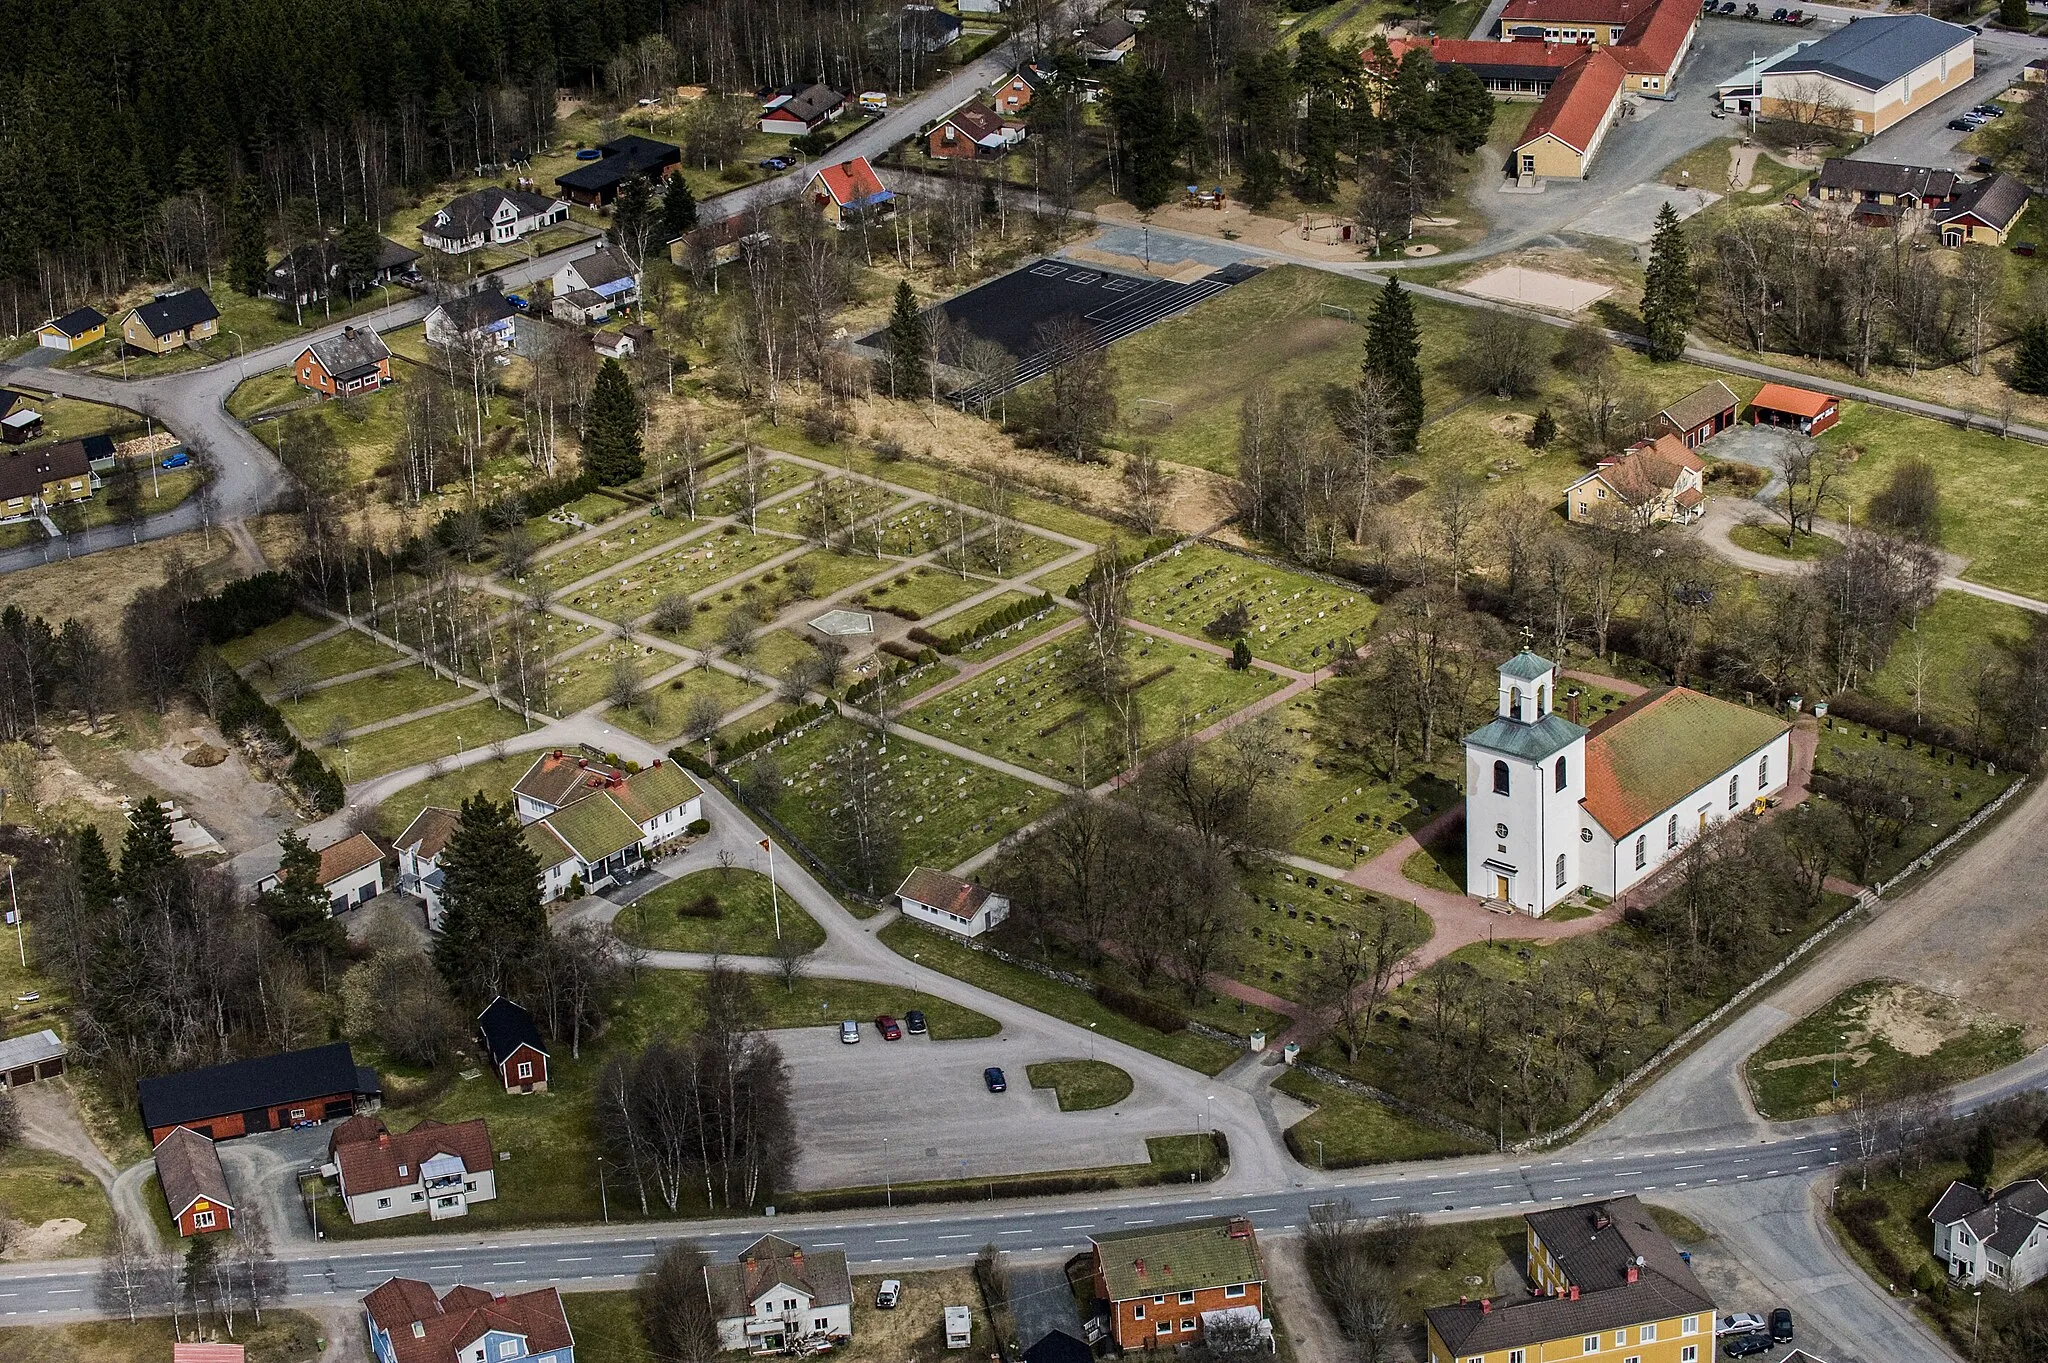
[138,1041,370,1145]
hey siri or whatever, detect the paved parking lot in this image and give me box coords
[779,1022,1204,1190]
[1849,46,2031,171]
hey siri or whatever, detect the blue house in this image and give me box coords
[364,1278,574,1363]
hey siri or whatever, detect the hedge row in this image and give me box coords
[204,649,344,811]
[929,592,1057,655]
[1095,983,1188,1033]
[1065,538,1175,600]
[191,572,299,645]
[719,699,835,761]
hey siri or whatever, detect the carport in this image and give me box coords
[1748,382,1839,436]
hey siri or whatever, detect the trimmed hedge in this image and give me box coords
[930,592,1057,655]
[843,651,940,704]
[719,699,834,761]
[191,572,299,644]
[1066,539,1174,600]
[1095,983,1188,1033]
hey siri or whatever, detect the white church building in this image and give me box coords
[1463,650,1793,915]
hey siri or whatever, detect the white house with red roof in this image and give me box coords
[895,866,1010,937]
[394,806,460,926]
[257,830,386,916]
[1464,651,1792,915]
[326,1114,497,1224]
[804,157,894,229]
[364,1278,574,1363]
[1563,433,1705,527]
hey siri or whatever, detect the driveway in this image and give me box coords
[217,1123,336,1245]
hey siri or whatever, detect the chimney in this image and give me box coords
[652,758,662,769]
[1593,1212,1610,1232]
[343,325,355,339]
[1625,1266,1639,1284]
[792,1250,803,1267]
[1568,1285,1579,1302]
[377,1132,390,1148]
[1228,1216,1254,1239]
[1567,688,1582,725]
[1134,1258,1146,1278]
[1480,1300,1491,1314]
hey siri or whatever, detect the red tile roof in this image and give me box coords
[332,1116,495,1196]
[1519,47,1625,155]
[315,831,383,886]
[1582,688,1791,837]
[174,1346,248,1363]
[365,1279,572,1363]
[394,807,460,861]
[813,156,886,207]
[1612,0,1695,74]
[896,866,992,917]
[1750,382,1836,419]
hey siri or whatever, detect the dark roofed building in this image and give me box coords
[1081,16,1138,61]
[1931,1178,2048,1289]
[898,4,963,51]
[137,1041,366,1144]
[154,1125,235,1237]
[705,1235,855,1351]
[1656,379,1739,448]
[122,288,220,354]
[419,187,570,255]
[1815,157,1959,207]
[477,997,550,1094]
[1759,14,1976,134]
[556,134,682,205]
[296,326,393,397]
[1940,172,2032,246]
[0,438,95,516]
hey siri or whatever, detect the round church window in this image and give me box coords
[1494,823,1508,839]
[1580,828,1594,842]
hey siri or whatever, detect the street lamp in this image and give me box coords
[1313,1138,1324,1170]
[1973,1289,1983,1360]
[882,1134,892,1208]
[227,328,247,381]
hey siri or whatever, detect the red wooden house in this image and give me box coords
[154,1125,234,1236]
[138,1042,369,1145]
[478,996,551,1094]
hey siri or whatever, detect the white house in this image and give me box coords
[393,807,460,928]
[704,1235,854,1353]
[258,831,386,916]
[895,866,1010,938]
[424,292,521,349]
[326,1114,497,1224]
[1463,651,1791,915]
[549,244,641,325]
[418,188,570,255]
[511,750,702,901]
[1932,1180,2048,1290]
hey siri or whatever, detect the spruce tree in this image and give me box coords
[885,280,928,399]
[432,793,546,1004]
[336,216,382,299]
[1642,202,1696,362]
[2011,320,2048,395]
[2001,0,2028,28]
[659,176,699,241]
[613,175,652,261]
[583,359,645,484]
[260,830,345,964]
[1364,276,1424,451]
[1528,406,1557,449]
[118,797,185,908]
[226,179,269,298]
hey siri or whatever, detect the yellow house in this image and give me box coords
[0,439,96,522]
[1425,1198,1715,1363]
[1513,48,1626,180]
[35,306,106,352]
[121,288,220,355]
[1937,173,2031,247]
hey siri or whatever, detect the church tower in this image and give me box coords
[1462,649,1588,916]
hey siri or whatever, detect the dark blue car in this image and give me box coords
[983,1067,1006,1093]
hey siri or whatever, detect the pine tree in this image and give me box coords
[75,826,116,909]
[336,216,382,299]
[612,174,652,262]
[659,176,699,241]
[1528,406,1557,449]
[583,359,644,484]
[1364,276,1424,451]
[226,179,269,298]
[2011,320,2048,395]
[1641,202,1696,362]
[260,831,345,964]
[885,280,928,399]
[433,794,546,1004]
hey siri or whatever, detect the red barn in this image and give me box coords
[138,1042,369,1145]
[154,1125,234,1236]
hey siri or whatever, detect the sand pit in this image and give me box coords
[1460,266,1612,313]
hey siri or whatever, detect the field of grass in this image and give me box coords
[733,717,1059,883]
[615,868,826,954]
[562,1292,647,1363]
[1235,865,1433,1004]
[219,611,330,667]
[1808,716,2008,882]
[1126,544,1377,671]
[857,565,990,619]
[904,629,1282,783]
[873,501,984,556]
[521,513,690,591]
[326,700,532,780]
[280,667,475,738]
[565,527,799,623]
[0,1147,113,1254]
[1273,1071,1487,1167]
[542,637,671,716]
[1861,591,2035,734]
[695,458,815,518]
[879,917,1251,1075]
[1746,978,2027,1120]
[0,1313,323,1363]
[759,482,906,541]
[374,751,537,835]
[764,547,897,602]
[1026,1059,1134,1111]
[261,627,403,686]
[562,490,635,526]
[1727,521,1837,560]
[605,667,769,743]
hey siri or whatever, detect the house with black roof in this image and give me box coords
[0,438,97,521]
[121,288,220,355]
[477,997,550,1094]
[35,306,105,352]
[1940,172,2032,247]
[1814,158,1959,212]
[0,388,42,446]
[555,134,681,206]
[137,1041,370,1144]
[264,236,421,306]
[1932,1178,2048,1289]
[294,326,393,398]
[425,291,523,350]
[419,187,570,255]
[897,5,963,52]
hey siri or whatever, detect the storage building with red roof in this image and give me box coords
[1748,382,1840,435]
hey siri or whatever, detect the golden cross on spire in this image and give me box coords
[1520,625,1535,650]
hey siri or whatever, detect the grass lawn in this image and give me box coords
[615,868,826,954]
[1403,834,1464,894]
[135,1172,181,1245]
[32,395,145,444]
[764,547,898,602]
[902,629,1283,783]
[1745,978,2026,1120]
[1031,555,1099,598]
[1727,521,1838,560]
[0,1147,113,1254]
[280,668,476,739]
[1808,715,2008,882]
[1825,403,2048,599]
[1273,1071,1488,1167]
[542,638,671,716]
[60,464,200,532]
[261,627,404,687]
[695,458,815,519]
[872,501,985,557]
[856,566,990,619]
[0,1312,324,1363]
[732,717,1059,883]
[561,1292,647,1363]
[562,490,635,526]
[566,527,800,623]
[219,612,330,668]
[759,482,905,541]
[225,367,306,420]
[1863,591,2037,735]
[605,667,770,744]
[1026,1059,1134,1110]
[327,700,533,781]
[1234,865,1434,1005]
[520,513,689,592]
[879,917,1245,1075]
[0,520,42,553]
[1128,543,1376,671]
[374,751,537,835]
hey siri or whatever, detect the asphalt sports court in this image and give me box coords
[872,257,1198,359]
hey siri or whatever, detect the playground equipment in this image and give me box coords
[1298,213,1356,243]
[1184,184,1228,209]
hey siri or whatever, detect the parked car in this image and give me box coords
[1744,3,1759,16]
[1770,1308,1795,1342]
[1718,1313,1768,1336]
[1723,1331,1776,1358]
[1950,118,1978,131]
[876,1014,902,1040]
[506,293,529,309]
[759,155,793,171]
[161,451,190,469]
[906,1009,928,1034]
[1771,7,1787,17]
[1784,8,1802,20]
[877,1280,902,1309]
[984,1066,1007,1092]
[1718,2,1737,13]
[840,1019,861,1044]
[2014,241,2038,256]
[1975,104,2006,118]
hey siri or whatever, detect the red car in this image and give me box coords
[875,1015,902,1040]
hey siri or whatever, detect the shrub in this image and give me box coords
[1095,984,1187,1033]
[678,893,724,919]
[687,817,710,834]
[191,572,299,643]
[931,592,1057,654]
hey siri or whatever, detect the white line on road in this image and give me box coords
[877,1239,909,1245]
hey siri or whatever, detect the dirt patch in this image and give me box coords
[1460,265,1613,314]
[182,743,228,767]
[1488,412,1534,441]
[3,527,257,640]
[1,1217,85,1259]
[123,709,294,857]
[1861,981,1968,1057]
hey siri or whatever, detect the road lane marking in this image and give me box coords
[938,1234,972,1240]
[877,1239,909,1245]
[560,1257,593,1263]
[492,1261,525,1267]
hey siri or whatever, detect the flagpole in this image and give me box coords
[761,837,782,941]
[7,865,20,968]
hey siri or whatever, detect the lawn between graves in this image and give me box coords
[948,594,1073,661]
[260,627,404,687]
[901,629,1285,784]
[541,636,673,715]
[565,525,801,623]
[311,968,999,1239]
[1863,590,2038,736]
[1234,864,1434,1006]
[855,564,992,619]
[218,611,330,668]
[615,868,827,954]
[1746,978,2027,1121]
[1807,715,2009,883]
[519,512,692,592]
[728,716,1060,884]
[1126,543,1378,672]
[325,699,533,781]
[604,667,771,744]
[279,667,475,738]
